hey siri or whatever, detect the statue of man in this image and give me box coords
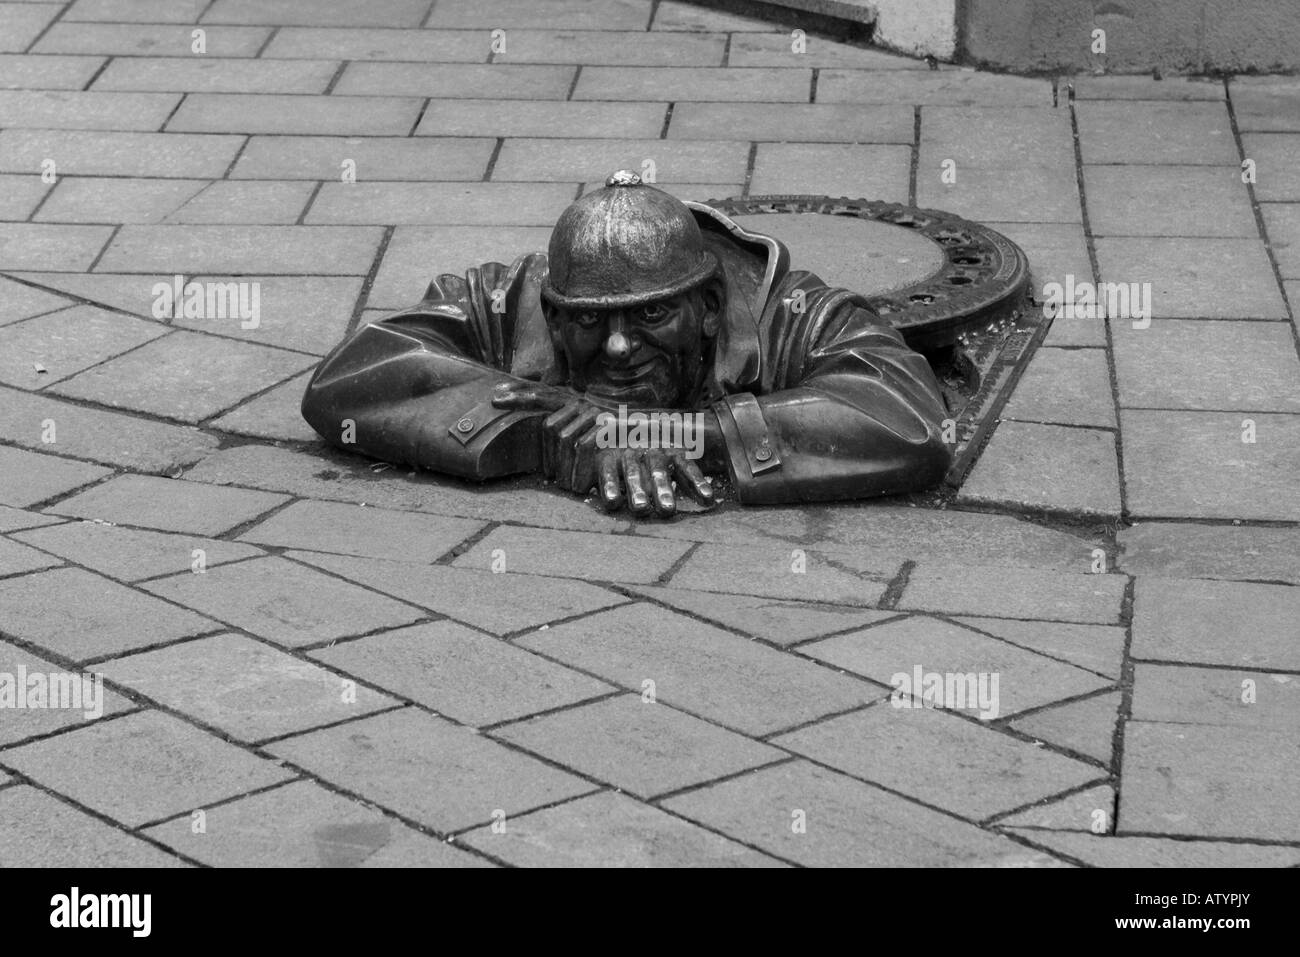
[302,172,952,517]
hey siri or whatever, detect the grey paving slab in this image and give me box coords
[1008,691,1121,764]
[899,564,1127,624]
[203,0,432,27]
[208,372,317,442]
[93,56,340,94]
[14,520,264,582]
[0,445,110,508]
[957,420,1121,518]
[0,54,106,90]
[168,93,424,136]
[1077,101,1239,164]
[0,305,166,390]
[0,566,216,662]
[668,102,913,143]
[0,277,72,327]
[1241,133,1300,201]
[4,709,292,828]
[367,225,553,307]
[491,138,747,183]
[0,639,135,746]
[1230,75,1300,132]
[173,275,361,353]
[0,505,64,534]
[1113,320,1300,412]
[518,602,879,736]
[1001,347,1117,428]
[0,129,246,178]
[0,90,180,130]
[652,0,771,31]
[492,29,725,66]
[1131,576,1300,671]
[453,525,690,585]
[573,66,810,102]
[231,135,495,181]
[918,106,1075,169]
[1084,165,1258,237]
[4,274,169,323]
[1118,521,1300,584]
[803,615,1111,719]
[37,177,209,225]
[1120,410,1300,520]
[663,760,1068,867]
[333,62,576,100]
[0,223,114,271]
[666,543,893,606]
[749,143,910,201]
[729,32,926,69]
[1008,829,1300,867]
[818,69,1052,106]
[428,0,651,29]
[310,619,613,727]
[461,790,782,867]
[494,695,783,798]
[774,705,1100,820]
[1263,202,1300,279]
[306,182,577,226]
[97,632,396,743]
[997,784,1116,832]
[262,26,488,62]
[66,0,206,24]
[267,708,595,833]
[1119,721,1300,840]
[920,164,1084,224]
[955,616,1126,680]
[0,173,51,220]
[0,535,61,576]
[50,333,317,423]
[1071,76,1226,101]
[143,555,426,648]
[418,99,666,139]
[34,23,271,57]
[0,787,186,867]
[239,499,483,564]
[1131,663,1300,730]
[0,3,60,52]
[95,225,385,275]
[143,778,490,867]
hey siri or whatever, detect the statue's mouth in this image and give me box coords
[598,355,661,384]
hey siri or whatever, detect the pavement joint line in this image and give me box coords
[434,521,501,565]
[194,365,317,427]
[21,0,70,57]
[875,558,913,610]
[406,95,431,136]
[82,222,119,274]
[475,689,627,734]
[781,611,911,649]
[250,702,410,749]
[656,538,702,584]
[1106,576,1138,811]
[980,775,1116,828]
[10,469,122,512]
[481,137,504,181]
[996,829,1092,867]
[123,550,271,585]
[343,223,393,337]
[129,775,303,833]
[808,66,818,103]
[220,134,252,179]
[634,753,798,804]
[908,105,920,206]
[659,101,674,138]
[78,628,231,669]
[253,25,281,60]
[157,90,189,133]
[210,494,301,541]
[993,686,1123,734]
[290,617,445,653]
[755,699,883,742]
[294,179,325,225]
[0,704,144,757]
[929,612,1121,682]
[498,596,636,641]
[1127,657,1300,676]
[565,64,582,101]
[322,60,349,96]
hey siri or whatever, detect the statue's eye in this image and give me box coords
[575,311,602,329]
[640,303,670,323]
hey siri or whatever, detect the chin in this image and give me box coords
[586,380,674,408]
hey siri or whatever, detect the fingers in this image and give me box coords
[491,383,572,412]
[645,451,676,518]
[597,450,624,512]
[620,450,653,517]
[554,406,600,491]
[671,454,716,507]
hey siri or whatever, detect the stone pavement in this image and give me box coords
[0,0,1298,868]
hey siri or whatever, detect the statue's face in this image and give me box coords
[550,287,719,408]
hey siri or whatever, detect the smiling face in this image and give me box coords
[547,283,722,408]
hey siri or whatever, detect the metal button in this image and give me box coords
[456,417,474,433]
[754,443,772,462]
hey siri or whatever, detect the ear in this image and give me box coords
[699,276,725,339]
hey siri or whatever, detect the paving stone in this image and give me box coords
[0,129,246,178]
[142,778,491,867]
[307,182,577,226]
[453,526,690,585]
[426,0,654,30]
[0,223,114,271]
[1072,76,1225,101]
[0,638,136,745]
[334,62,576,100]
[492,138,745,184]
[776,704,1100,820]
[34,23,271,57]
[749,143,909,201]
[0,53,105,90]
[1131,663,1300,730]
[240,499,483,563]
[818,70,1052,106]
[0,172,50,219]
[997,784,1117,832]
[0,305,166,390]
[144,555,425,648]
[918,165,1082,223]
[97,224,384,275]
[955,616,1125,680]
[1077,101,1238,164]
[1118,522,1300,584]
[804,615,1111,719]
[4,709,292,828]
[367,225,553,306]
[0,385,220,472]
[1119,721,1300,840]
[0,535,61,576]
[1228,75,1300,132]
[663,759,1066,866]
[310,619,612,727]
[0,445,110,508]
[0,505,62,533]
[729,32,925,69]
[622,585,897,646]
[1241,133,1300,201]
[0,3,61,52]
[495,694,782,798]
[181,444,627,533]
[123,179,322,225]
[204,0,434,27]
[574,66,810,102]
[1263,202,1300,279]
[0,786,186,867]
[900,564,1126,624]
[173,276,361,353]
[958,420,1121,517]
[652,1,772,31]
[461,789,780,867]
[51,331,316,423]
[96,56,338,95]
[208,372,317,442]
[97,632,396,743]
[1001,348,1116,428]
[1131,576,1300,671]
[666,543,893,605]
[9,273,183,319]
[668,101,911,143]
[37,177,207,224]
[0,277,72,327]
[66,0,206,23]
[1084,165,1258,237]
[519,602,877,736]
[418,98,665,139]
[269,708,594,833]
[1009,691,1120,764]
[0,566,215,662]
[168,93,424,136]
[0,89,180,130]
[14,520,263,581]
[919,106,1075,169]
[493,29,725,66]
[1121,410,1300,520]
[232,135,495,181]
[1114,320,1300,413]
[293,550,626,636]
[262,26,487,62]
[1007,829,1300,867]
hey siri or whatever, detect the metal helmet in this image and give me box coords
[541,171,718,310]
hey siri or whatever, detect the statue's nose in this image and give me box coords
[604,324,633,360]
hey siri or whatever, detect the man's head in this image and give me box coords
[541,172,724,408]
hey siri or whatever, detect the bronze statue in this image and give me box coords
[302,172,952,517]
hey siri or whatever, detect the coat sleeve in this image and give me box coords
[300,253,550,480]
[711,273,953,504]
